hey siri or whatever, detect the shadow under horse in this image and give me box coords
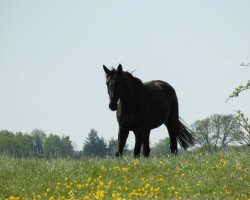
[103,64,194,158]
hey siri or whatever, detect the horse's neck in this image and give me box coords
[120,77,144,110]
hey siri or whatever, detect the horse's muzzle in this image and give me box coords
[109,103,117,111]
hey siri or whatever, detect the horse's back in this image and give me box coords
[144,80,178,111]
[144,80,176,98]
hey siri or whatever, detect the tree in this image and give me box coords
[192,114,243,151]
[60,136,74,157]
[31,129,46,157]
[43,134,75,158]
[0,131,34,158]
[226,64,249,146]
[227,80,250,100]
[191,118,213,151]
[234,110,250,146]
[43,134,61,158]
[83,129,107,158]
[15,132,33,158]
[211,114,242,149]
[0,130,17,157]
[227,64,249,101]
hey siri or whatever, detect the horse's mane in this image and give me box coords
[107,68,143,88]
[123,71,143,86]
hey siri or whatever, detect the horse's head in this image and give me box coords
[103,64,123,111]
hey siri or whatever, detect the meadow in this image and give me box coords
[0,148,249,200]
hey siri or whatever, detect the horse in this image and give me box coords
[103,64,194,158]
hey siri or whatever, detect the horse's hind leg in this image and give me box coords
[165,117,178,155]
[142,130,150,158]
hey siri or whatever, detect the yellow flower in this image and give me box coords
[68,190,73,196]
[167,186,175,191]
[117,186,122,190]
[122,167,129,172]
[87,177,92,182]
[83,196,91,200]
[76,184,84,190]
[154,187,160,192]
[65,184,72,189]
[112,191,121,199]
[95,190,105,199]
[9,196,19,200]
[219,159,228,166]
[113,166,120,170]
[99,181,104,187]
[108,180,113,185]
[140,177,146,182]
[157,177,164,182]
[100,165,106,171]
[133,160,139,166]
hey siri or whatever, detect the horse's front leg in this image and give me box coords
[116,127,129,157]
[134,131,143,158]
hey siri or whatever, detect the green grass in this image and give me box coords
[0,148,249,200]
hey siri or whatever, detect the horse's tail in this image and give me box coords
[177,119,195,149]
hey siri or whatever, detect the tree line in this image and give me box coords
[0,129,74,158]
[0,128,131,158]
[0,113,248,159]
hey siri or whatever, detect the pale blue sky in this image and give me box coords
[0,1,249,150]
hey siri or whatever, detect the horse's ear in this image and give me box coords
[103,65,110,76]
[117,64,123,73]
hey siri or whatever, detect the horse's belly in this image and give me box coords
[143,97,170,129]
[145,110,169,129]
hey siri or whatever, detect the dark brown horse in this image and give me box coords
[103,64,194,158]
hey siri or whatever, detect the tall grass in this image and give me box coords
[0,147,249,200]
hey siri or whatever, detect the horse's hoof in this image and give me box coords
[171,149,178,156]
[115,152,120,157]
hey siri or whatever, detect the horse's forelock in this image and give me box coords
[105,68,116,78]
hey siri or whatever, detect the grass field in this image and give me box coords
[0,148,249,200]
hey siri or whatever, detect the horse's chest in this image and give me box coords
[116,111,138,129]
